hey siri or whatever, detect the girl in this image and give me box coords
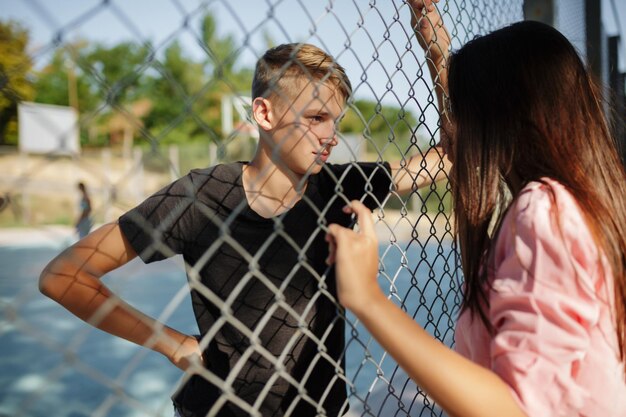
[325,1,626,416]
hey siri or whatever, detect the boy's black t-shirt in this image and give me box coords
[118,161,392,417]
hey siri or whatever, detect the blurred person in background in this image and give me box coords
[75,182,92,239]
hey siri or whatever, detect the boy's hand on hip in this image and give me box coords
[168,334,204,372]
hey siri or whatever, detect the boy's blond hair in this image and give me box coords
[252,43,352,104]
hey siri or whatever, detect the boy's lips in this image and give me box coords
[314,150,330,162]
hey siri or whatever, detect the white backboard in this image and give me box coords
[18,102,80,155]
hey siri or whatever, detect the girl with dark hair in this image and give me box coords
[326,1,626,416]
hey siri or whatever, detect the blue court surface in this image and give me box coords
[0,239,457,417]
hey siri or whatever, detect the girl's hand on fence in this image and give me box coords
[168,334,204,372]
[326,201,384,314]
[407,0,450,64]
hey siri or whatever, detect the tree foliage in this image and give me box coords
[142,40,217,145]
[34,41,97,113]
[4,11,417,152]
[341,98,418,155]
[84,41,152,107]
[0,20,35,145]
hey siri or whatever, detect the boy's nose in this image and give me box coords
[322,134,338,148]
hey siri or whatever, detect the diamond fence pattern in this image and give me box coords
[0,1,523,416]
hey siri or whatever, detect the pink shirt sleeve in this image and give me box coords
[489,181,604,416]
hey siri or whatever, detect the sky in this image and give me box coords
[2,0,469,102]
[3,1,624,68]
[2,0,625,139]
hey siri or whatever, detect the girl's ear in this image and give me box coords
[252,97,274,131]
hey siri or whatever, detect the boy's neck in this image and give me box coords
[243,149,308,218]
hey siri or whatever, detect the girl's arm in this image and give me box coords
[326,200,527,417]
[39,222,201,370]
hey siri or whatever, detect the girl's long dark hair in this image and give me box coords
[448,20,626,370]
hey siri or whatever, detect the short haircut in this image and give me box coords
[251,43,352,105]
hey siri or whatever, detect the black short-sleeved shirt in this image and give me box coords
[118,161,391,417]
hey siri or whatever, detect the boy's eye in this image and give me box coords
[308,115,323,124]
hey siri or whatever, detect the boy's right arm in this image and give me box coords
[409,0,450,129]
[389,1,452,194]
[39,222,202,371]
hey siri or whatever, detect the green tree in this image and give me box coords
[0,20,35,145]
[33,41,111,146]
[35,40,153,146]
[200,13,254,140]
[201,13,253,95]
[83,41,151,107]
[142,40,208,144]
[142,13,254,147]
[201,14,237,81]
[341,98,418,155]
[34,50,70,106]
[34,42,96,113]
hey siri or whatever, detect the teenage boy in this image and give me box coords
[40,42,449,417]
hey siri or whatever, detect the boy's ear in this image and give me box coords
[252,97,274,131]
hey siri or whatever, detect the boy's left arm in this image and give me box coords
[389,146,451,194]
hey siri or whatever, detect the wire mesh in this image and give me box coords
[0,1,523,416]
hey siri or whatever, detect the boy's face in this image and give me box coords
[267,80,345,176]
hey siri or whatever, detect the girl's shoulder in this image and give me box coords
[514,177,577,216]
[508,178,589,242]
[495,177,602,292]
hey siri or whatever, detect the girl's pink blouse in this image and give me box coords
[454,179,626,416]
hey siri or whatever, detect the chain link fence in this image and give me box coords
[0,1,524,416]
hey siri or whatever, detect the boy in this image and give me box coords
[40,43,449,416]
